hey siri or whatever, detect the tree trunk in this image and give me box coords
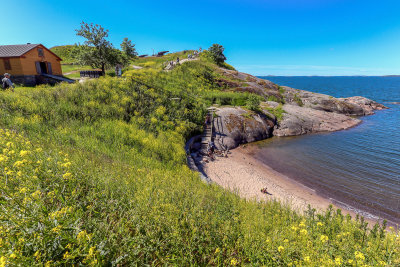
[101,63,105,76]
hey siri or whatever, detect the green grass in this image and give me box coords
[0,55,398,266]
[61,64,93,74]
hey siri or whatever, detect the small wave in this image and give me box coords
[329,198,380,220]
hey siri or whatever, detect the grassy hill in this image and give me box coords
[50,45,77,64]
[0,53,398,266]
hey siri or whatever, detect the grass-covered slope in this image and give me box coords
[0,56,399,266]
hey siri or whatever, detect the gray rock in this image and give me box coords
[339,96,387,115]
[212,107,275,150]
[273,104,361,137]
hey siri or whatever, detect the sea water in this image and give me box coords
[257,76,400,224]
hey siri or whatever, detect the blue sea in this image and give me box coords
[257,76,400,225]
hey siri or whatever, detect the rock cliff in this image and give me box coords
[210,69,387,149]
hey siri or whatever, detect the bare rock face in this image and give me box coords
[340,96,387,115]
[282,87,388,116]
[282,87,365,115]
[213,107,275,150]
[273,104,361,137]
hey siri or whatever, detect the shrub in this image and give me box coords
[246,94,261,111]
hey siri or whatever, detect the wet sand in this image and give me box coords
[201,145,380,226]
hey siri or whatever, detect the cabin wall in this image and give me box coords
[20,45,62,75]
[0,58,24,75]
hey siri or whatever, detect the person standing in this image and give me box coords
[2,73,15,91]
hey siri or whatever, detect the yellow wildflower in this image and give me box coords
[63,251,71,260]
[300,229,308,235]
[230,258,238,266]
[215,247,220,253]
[34,250,41,260]
[355,251,365,262]
[13,161,24,167]
[335,256,342,265]
[278,246,284,253]
[31,190,41,199]
[9,253,16,259]
[51,225,62,233]
[77,230,88,242]
[19,187,27,194]
[19,150,28,157]
[320,235,329,243]
[317,222,324,227]
[63,172,72,180]
[62,161,72,168]
[88,246,96,256]
[0,256,6,267]
[45,261,52,267]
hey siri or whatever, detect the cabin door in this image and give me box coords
[35,61,48,74]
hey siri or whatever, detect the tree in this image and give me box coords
[75,22,119,74]
[208,44,227,65]
[121,38,138,58]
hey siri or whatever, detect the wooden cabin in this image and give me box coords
[0,43,63,85]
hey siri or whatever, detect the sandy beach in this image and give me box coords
[201,144,381,225]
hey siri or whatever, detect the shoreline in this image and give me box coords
[201,144,385,227]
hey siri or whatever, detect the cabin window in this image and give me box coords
[38,48,44,57]
[3,59,11,70]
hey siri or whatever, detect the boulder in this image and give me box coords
[212,107,275,150]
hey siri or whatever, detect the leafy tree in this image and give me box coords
[121,38,138,58]
[75,22,120,74]
[208,44,227,65]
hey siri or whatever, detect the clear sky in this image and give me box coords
[3,0,400,76]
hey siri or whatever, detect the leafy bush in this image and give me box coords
[246,94,261,111]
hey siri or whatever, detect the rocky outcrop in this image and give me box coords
[273,104,361,137]
[340,96,387,115]
[204,71,388,148]
[281,87,387,116]
[217,68,285,102]
[212,107,274,150]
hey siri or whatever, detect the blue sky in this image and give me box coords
[4,0,400,75]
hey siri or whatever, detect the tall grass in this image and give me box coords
[0,68,398,265]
